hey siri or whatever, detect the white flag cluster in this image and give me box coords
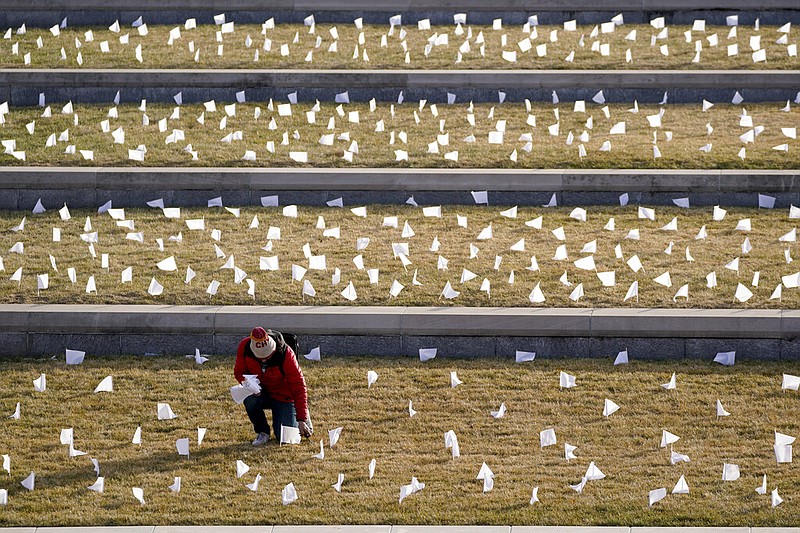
[5,15,796,72]
[5,201,800,307]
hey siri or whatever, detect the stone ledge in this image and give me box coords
[2,69,797,92]
[590,308,785,338]
[401,307,593,336]
[154,528,272,533]
[0,0,797,10]
[2,168,799,195]
[631,529,749,533]
[272,525,395,533]
[36,528,155,533]
[1,305,797,340]
[513,529,630,533]
[2,7,798,35]
[214,306,404,335]
[391,527,508,533]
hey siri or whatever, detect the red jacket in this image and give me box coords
[233,337,309,421]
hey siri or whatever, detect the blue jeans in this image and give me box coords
[243,394,297,437]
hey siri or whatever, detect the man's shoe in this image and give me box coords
[252,432,270,446]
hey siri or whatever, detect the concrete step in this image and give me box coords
[1,304,797,359]
[3,69,798,106]
[2,168,799,210]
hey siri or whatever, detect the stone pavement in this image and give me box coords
[1,527,797,533]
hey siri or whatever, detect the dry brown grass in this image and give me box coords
[1,102,798,169]
[0,355,798,526]
[1,23,797,70]
[1,205,799,308]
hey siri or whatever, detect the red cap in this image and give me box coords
[250,327,276,359]
[250,327,267,341]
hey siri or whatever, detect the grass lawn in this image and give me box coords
[1,102,797,169]
[1,23,797,70]
[1,205,799,308]
[0,355,798,526]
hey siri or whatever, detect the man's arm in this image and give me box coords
[233,338,248,383]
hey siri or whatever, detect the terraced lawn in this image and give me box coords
[2,205,799,308]
[0,102,797,169]
[0,356,798,526]
[1,22,796,70]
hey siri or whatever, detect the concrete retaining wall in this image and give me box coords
[1,168,798,210]
[4,0,799,11]
[1,305,798,360]
[1,2,799,28]
[6,70,799,91]
[3,70,798,105]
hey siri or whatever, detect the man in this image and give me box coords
[234,327,312,445]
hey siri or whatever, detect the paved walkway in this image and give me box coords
[2,527,795,533]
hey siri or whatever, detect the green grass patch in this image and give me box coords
[1,205,799,308]
[0,355,798,526]
[1,102,797,169]
[1,23,797,70]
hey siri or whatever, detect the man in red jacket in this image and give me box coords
[234,327,312,446]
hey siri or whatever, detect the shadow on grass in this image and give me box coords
[5,441,248,498]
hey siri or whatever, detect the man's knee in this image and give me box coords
[243,395,262,412]
[273,403,298,428]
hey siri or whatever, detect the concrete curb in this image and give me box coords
[2,8,800,29]
[1,304,799,360]
[0,527,796,533]
[3,68,798,90]
[2,168,799,209]
[2,69,798,105]
[2,0,799,10]
[4,69,798,90]
[4,305,794,338]
[5,168,800,192]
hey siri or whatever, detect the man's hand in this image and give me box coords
[298,420,312,438]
